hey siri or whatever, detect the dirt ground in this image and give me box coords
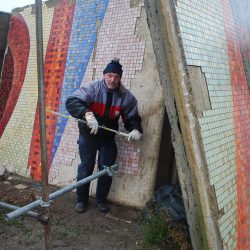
[0,174,144,250]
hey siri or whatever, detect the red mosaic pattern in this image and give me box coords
[0,49,14,122]
[0,14,29,137]
[28,0,75,181]
[222,0,250,248]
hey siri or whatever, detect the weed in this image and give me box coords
[139,202,192,250]
[141,212,169,249]
[0,208,25,226]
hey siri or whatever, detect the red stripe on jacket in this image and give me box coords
[89,102,122,120]
[89,102,106,116]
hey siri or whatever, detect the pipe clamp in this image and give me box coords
[39,198,53,208]
[105,166,118,176]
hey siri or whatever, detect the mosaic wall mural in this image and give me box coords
[176,0,250,249]
[0,0,145,183]
[0,14,30,137]
[1,0,249,247]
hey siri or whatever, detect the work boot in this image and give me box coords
[75,202,87,213]
[96,202,110,213]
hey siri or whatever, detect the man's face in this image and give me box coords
[104,72,121,90]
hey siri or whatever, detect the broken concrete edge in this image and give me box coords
[156,0,223,249]
[130,0,143,8]
[144,1,222,249]
[143,1,205,249]
[12,5,33,14]
[10,0,62,15]
[162,1,220,249]
[0,165,34,183]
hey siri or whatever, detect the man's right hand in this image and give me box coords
[85,112,99,135]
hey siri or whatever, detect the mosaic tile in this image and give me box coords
[28,0,76,181]
[51,0,145,184]
[0,48,14,121]
[0,0,149,208]
[176,0,241,248]
[176,0,250,247]
[0,14,30,137]
[81,0,145,175]
[221,0,250,247]
[51,0,109,175]
[0,4,55,176]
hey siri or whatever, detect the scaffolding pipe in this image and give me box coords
[35,0,52,249]
[0,201,50,223]
[0,201,39,219]
[5,164,118,221]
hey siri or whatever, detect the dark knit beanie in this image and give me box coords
[103,58,123,77]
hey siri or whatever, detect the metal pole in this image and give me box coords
[0,201,49,223]
[35,0,52,249]
[46,109,130,138]
[0,201,39,219]
[5,164,118,221]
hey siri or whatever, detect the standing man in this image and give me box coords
[66,58,143,213]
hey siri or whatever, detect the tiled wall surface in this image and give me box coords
[28,0,76,181]
[0,4,54,176]
[50,0,145,185]
[0,14,30,137]
[51,0,109,164]
[50,0,109,184]
[0,0,158,208]
[81,0,145,176]
[221,0,250,248]
[0,49,14,122]
[1,0,249,246]
[176,0,250,248]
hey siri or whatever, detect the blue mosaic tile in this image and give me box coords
[52,0,109,160]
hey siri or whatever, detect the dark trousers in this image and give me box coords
[76,134,117,204]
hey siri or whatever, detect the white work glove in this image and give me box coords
[85,112,99,135]
[127,129,142,142]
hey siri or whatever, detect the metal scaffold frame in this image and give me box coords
[35,0,52,248]
[5,164,119,221]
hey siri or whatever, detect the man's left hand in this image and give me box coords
[127,129,142,142]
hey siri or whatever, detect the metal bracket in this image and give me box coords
[105,166,118,176]
[39,198,53,208]
[38,213,51,224]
